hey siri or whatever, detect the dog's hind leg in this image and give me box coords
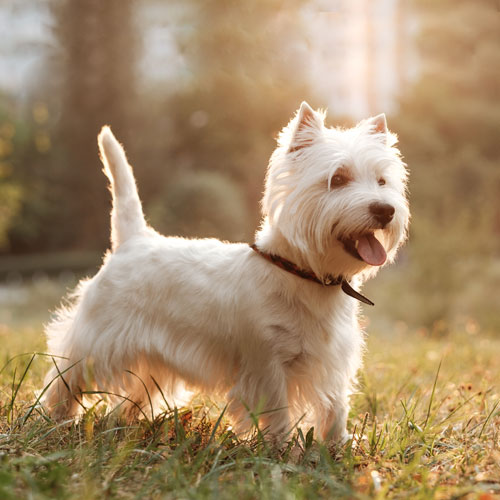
[42,358,87,420]
[113,369,160,422]
[107,355,180,423]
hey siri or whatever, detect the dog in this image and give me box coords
[42,102,409,443]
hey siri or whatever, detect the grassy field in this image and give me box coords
[0,280,499,499]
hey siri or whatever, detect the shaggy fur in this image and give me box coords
[42,102,409,442]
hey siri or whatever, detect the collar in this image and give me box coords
[250,243,374,306]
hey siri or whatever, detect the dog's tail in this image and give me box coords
[98,126,147,251]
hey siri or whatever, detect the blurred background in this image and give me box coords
[0,0,498,337]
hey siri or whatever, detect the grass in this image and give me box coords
[0,281,499,499]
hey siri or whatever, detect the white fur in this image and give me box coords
[42,104,409,442]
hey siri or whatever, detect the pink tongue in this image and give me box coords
[357,234,387,266]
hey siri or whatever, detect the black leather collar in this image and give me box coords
[250,243,374,306]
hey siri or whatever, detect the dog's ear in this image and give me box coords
[364,113,390,144]
[364,113,399,146]
[368,113,388,135]
[287,101,324,153]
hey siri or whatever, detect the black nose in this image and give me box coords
[369,202,395,227]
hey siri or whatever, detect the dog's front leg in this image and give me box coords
[227,362,290,439]
[316,392,350,444]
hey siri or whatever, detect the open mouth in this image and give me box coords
[341,232,387,266]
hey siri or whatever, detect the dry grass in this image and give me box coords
[0,282,498,499]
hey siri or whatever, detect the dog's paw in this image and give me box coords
[325,431,353,454]
[339,432,353,445]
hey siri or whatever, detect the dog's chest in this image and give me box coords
[266,290,355,368]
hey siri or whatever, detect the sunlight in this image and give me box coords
[306,0,417,118]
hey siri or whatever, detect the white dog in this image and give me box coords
[42,102,409,443]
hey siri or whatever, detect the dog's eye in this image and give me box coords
[330,174,349,188]
[378,178,386,186]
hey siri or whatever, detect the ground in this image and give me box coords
[0,279,499,499]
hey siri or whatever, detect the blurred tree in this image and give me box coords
[148,171,249,241]
[152,0,316,241]
[393,0,500,330]
[0,98,22,249]
[50,0,138,250]
[7,0,316,252]
[6,97,68,253]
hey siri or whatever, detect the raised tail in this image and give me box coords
[98,126,147,251]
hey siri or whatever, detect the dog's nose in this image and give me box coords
[369,202,395,227]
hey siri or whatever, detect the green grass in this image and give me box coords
[0,284,499,499]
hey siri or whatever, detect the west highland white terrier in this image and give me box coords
[42,102,409,443]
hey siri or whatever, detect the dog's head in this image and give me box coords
[260,102,410,280]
